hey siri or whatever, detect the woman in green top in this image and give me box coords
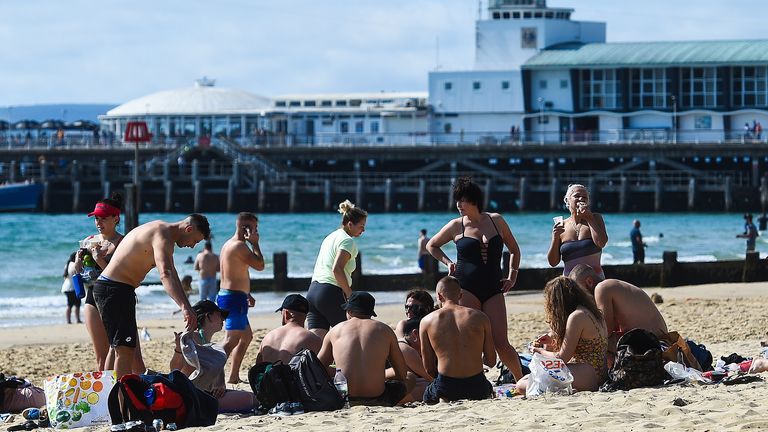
[307,199,368,339]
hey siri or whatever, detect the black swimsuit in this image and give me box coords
[454,214,504,304]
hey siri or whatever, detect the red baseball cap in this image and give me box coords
[88,202,120,218]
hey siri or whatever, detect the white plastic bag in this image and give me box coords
[44,370,116,429]
[526,352,574,397]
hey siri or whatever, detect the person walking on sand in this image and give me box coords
[93,213,210,379]
[218,212,264,384]
[426,177,523,381]
[630,219,647,264]
[255,294,322,364]
[307,200,367,340]
[62,252,82,324]
[420,276,495,403]
[194,240,220,302]
[417,229,430,272]
[737,213,759,252]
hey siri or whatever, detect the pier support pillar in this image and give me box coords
[273,252,288,292]
[324,179,332,211]
[619,176,628,213]
[124,184,138,233]
[422,256,440,290]
[384,178,393,212]
[42,181,50,213]
[483,178,492,211]
[163,159,170,182]
[761,176,768,212]
[447,178,455,211]
[164,181,173,213]
[752,160,760,188]
[587,178,598,207]
[258,180,266,212]
[227,178,236,213]
[193,180,202,213]
[289,180,298,213]
[743,251,762,282]
[355,178,364,207]
[103,181,111,200]
[9,161,16,183]
[688,177,697,211]
[549,178,559,210]
[191,159,199,185]
[518,177,527,211]
[724,176,733,212]
[417,178,426,212]
[99,160,107,188]
[654,177,663,212]
[232,161,240,185]
[351,253,362,290]
[660,250,678,288]
[40,160,47,182]
[72,181,80,213]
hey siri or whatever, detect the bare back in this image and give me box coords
[421,304,494,378]
[102,220,173,287]
[595,279,668,337]
[195,250,220,279]
[219,238,254,293]
[257,323,322,364]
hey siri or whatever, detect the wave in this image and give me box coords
[378,243,406,250]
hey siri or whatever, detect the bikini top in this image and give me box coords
[455,214,503,266]
[560,238,601,262]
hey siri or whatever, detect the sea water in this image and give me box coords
[0,211,762,327]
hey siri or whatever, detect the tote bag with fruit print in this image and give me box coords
[44,370,116,429]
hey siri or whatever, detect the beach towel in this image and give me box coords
[43,370,116,429]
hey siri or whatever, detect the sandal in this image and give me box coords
[722,374,763,386]
[6,420,38,431]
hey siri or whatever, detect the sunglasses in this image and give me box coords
[405,304,428,314]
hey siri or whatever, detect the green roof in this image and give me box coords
[523,40,768,69]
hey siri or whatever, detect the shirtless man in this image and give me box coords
[218,212,265,384]
[318,292,409,407]
[194,241,220,302]
[417,229,429,272]
[569,264,668,361]
[386,317,433,403]
[420,276,495,403]
[256,294,322,364]
[93,214,210,379]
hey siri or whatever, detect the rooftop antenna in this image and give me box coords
[435,36,441,71]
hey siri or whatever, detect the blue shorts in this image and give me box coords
[418,255,426,270]
[216,290,250,331]
[199,277,218,302]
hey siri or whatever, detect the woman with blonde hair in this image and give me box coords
[306,199,368,339]
[516,276,608,394]
[547,184,608,278]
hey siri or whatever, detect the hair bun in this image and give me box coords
[338,199,355,215]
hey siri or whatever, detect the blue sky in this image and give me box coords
[1,0,767,105]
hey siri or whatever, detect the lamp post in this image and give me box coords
[537,96,544,145]
[671,95,677,145]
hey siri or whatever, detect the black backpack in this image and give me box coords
[248,361,301,410]
[288,349,344,412]
[600,328,666,392]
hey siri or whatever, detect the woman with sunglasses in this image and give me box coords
[395,289,435,338]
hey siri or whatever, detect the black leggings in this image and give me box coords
[306,281,347,330]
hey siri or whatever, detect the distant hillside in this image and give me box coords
[0,104,116,123]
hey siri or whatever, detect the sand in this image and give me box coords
[2,282,768,431]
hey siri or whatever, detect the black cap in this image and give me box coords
[192,300,229,321]
[341,291,377,317]
[275,294,309,314]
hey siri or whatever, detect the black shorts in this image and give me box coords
[93,279,138,348]
[306,281,347,331]
[64,291,81,308]
[349,380,407,407]
[84,284,96,307]
[423,373,492,404]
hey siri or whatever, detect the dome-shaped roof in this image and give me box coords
[106,80,271,116]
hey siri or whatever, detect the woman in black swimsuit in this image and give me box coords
[427,177,524,381]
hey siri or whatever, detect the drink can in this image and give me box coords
[166,423,178,431]
[153,419,164,431]
[110,424,127,432]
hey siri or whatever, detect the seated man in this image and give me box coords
[386,317,433,403]
[569,264,668,363]
[318,292,409,407]
[420,276,495,403]
[256,294,322,364]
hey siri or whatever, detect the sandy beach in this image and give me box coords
[3,282,768,431]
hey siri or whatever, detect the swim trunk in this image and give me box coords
[216,290,250,331]
[199,277,218,302]
[64,291,81,308]
[306,281,347,331]
[418,255,426,270]
[92,278,138,348]
[348,380,407,407]
[423,373,492,404]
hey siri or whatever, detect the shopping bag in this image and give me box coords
[44,370,116,429]
[526,352,573,397]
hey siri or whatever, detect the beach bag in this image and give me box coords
[44,370,116,429]
[600,328,665,391]
[288,349,344,412]
[526,352,574,397]
[248,361,300,410]
[494,355,532,385]
[107,370,217,429]
[0,374,45,413]
[686,340,713,372]
[660,331,703,371]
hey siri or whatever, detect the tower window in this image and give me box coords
[473,81,482,91]
[502,81,510,90]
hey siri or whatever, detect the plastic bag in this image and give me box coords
[663,361,711,384]
[44,370,116,429]
[526,352,573,397]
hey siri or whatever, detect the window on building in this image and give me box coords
[370,121,379,133]
[539,80,547,89]
[732,66,768,107]
[501,81,510,90]
[473,81,482,91]
[629,68,669,109]
[289,101,301,107]
[350,99,362,107]
[304,101,316,107]
[502,12,510,19]
[336,100,347,107]
[444,81,453,91]
[580,69,621,110]
[355,121,364,133]
[681,67,720,108]
[340,121,349,133]
[560,79,568,89]
[275,101,286,107]
[321,100,332,107]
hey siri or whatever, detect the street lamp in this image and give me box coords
[537,97,544,145]
[671,95,677,145]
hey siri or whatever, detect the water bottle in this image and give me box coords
[144,387,156,406]
[81,251,98,282]
[333,369,349,408]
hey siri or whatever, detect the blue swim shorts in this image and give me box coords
[216,289,250,331]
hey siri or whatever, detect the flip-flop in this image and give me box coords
[6,420,38,431]
[722,374,764,386]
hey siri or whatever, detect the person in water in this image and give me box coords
[426,177,524,381]
[547,184,608,278]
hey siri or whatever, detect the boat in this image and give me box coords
[0,182,43,211]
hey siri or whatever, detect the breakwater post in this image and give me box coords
[660,250,678,287]
[743,251,762,282]
[273,251,288,292]
[124,183,138,232]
